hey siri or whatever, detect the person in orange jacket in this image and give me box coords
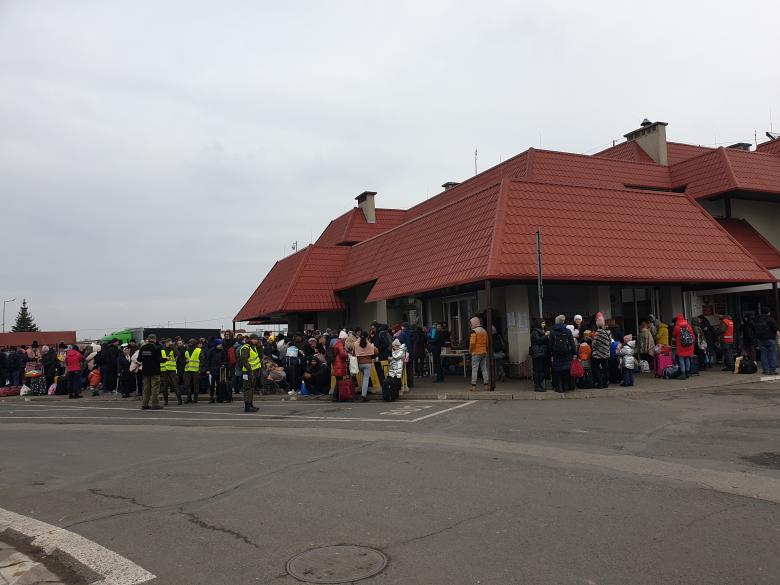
[718,315,735,371]
[469,317,490,391]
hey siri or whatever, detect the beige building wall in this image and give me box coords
[699,198,780,250]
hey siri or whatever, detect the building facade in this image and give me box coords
[235,120,780,367]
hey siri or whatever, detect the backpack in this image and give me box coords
[679,326,693,347]
[738,358,757,374]
[551,330,570,357]
[226,346,237,365]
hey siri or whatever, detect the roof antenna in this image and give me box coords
[474,147,478,175]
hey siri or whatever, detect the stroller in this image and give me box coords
[260,357,289,394]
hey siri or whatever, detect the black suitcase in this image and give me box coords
[216,368,232,402]
[382,376,401,402]
[55,376,69,395]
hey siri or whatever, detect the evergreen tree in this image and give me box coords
[12,299,39,332]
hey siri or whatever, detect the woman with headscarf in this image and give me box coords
[42,345,57,390]
[330,331,349,402]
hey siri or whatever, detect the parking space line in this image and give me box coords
[409,400,477,422]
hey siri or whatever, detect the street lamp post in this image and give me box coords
[2,298,16,333]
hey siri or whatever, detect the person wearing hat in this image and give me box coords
[138,334,165,410]
[182,338,203,403]
[239,334,262,412]
[329,331,349,401]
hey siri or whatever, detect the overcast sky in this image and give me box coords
[1,0,778,338]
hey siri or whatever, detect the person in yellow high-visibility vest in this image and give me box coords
[160,339,181,405]
[240,334,262,412]
[183,338,203,403]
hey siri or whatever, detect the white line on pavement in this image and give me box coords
[409,400,478,422]
[0,415,408,423]
[0,506,155,585]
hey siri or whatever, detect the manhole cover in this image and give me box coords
[287,545,388,584]
[741,452,780,469]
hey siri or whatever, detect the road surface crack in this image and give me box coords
[180,510,260,549]
[88,488,152,508]
[391,507,505,547]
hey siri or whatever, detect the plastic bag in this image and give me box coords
[570,359,585,378]
[349,355,359,375]
[48,384,57,395]
[20,384,32,396]
[639,360,650,373]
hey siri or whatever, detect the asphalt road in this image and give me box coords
[1,382,779,585]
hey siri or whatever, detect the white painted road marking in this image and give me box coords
[408,400,477,422]
[0,506,155,585]
[0,400,479,424]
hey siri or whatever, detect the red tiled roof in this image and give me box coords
[529,149,672,190]
[316,208,407,246]
[716,218,780,270]
[756,139,780,156]
[594,141,656,163]
[234,246,349,321]
[671,147,780,199]
[669,148,735,199]
[492,181,772,283]
[666,142,714,165]
[339,180,773,303]
[722,148,780,195]
[340,183,503,301]
[405,151,529,220]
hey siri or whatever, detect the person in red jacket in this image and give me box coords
[330,331,348,402]
[65,345,85,399]
[672,314,695,379]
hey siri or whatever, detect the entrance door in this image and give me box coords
[444,296,476,349]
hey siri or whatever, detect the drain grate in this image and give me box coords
[287,545,388,584]
[741,452,780,469]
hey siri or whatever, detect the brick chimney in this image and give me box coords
[355,191,376,224]
[624,119,669,165]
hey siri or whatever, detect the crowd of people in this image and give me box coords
[529,309,779,393]
[1,307,776,404]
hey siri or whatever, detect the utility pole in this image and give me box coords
[2,297,16,333]
[474,148,478,175]
[535,230,544,319]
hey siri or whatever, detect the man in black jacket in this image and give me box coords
[428,322,451,383]
[207,340,227,402]
[138,334,165,410]
[754,307,779,375]
[102,339,120,393]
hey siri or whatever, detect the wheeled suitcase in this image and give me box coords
[381,376,401,402]
[654,353,673,377]
[216,368,232,402]
[689,355,700,376]
[338,378,355,402]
